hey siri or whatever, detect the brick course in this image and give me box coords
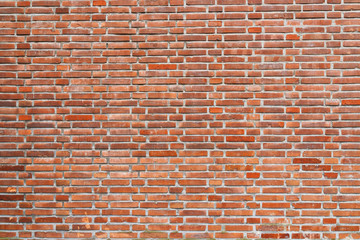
[1,0,360,239]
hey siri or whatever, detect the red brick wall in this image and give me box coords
[1,0,360,239]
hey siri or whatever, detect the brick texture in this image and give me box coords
[1,0,360,239]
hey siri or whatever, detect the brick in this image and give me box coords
[0,1,359,239]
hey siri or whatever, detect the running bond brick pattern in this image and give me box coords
[1,0,360,239]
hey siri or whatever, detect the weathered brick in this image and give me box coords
[0,0,359,239]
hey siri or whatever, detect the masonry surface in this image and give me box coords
[1,0,360,239]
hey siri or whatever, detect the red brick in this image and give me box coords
[0,1,358,239]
